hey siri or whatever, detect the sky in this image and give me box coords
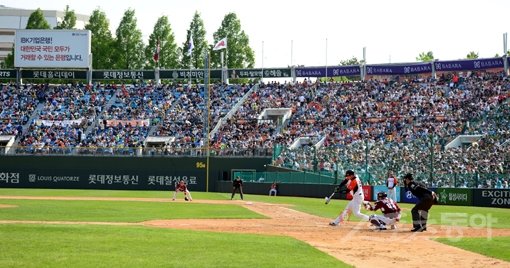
[3,0,510,68]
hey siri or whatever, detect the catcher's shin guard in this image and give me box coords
[369,215,384,228]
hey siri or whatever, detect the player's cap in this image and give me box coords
[345,170,355,176]
[403,173,413,180]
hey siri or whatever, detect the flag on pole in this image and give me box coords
[187,34,194,56]
[213,37,227,51]
[153,39,160,62]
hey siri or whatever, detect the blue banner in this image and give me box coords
[401,187,437,204]
[373,185,401,202]
[327,66,361,77]
[295,66,360,77]
[434,58,504,72]
[366,63,432,75]
[295,67,325,77]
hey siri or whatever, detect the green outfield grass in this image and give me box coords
[0,188,229,199]
[0,199,266,222]
[0,188,508,267]
[0,224,350,268]
[435,237,510,261]
[1,188,509,228]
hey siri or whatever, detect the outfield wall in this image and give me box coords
[0,155,270,192]
[216,181,509,208]
[0,155,507,208]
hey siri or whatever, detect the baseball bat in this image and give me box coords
[324,191,336,204]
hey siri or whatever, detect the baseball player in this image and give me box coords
[231,176,244,200]
[172,179,192,201]
[403,173,437,232]
[386,172,398,201]
[329,170,369,226]
[364,191,401,230]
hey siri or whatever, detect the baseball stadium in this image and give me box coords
[1,5,510,268]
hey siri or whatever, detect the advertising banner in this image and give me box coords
[473,189,510,208]
[0,70,16,79]
[21,70,87,79]
[366,63,432,75]
[0,168,204,191]
[372,185,401,202]
[228,68,291,78]
[434,58,504,72]
[295,66,360,77]
[106,119,150,127]
[401,187,437,204]
[436,188,473,206]
[159,69,222,80]
[15,30,91,68]
[92,70,155,80]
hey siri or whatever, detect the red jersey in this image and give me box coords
[371,197,400,215]
[176,182,187,191]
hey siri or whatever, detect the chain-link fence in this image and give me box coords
[272,103,509,188]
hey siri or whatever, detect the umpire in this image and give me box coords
[403,173,437,232]
[231,176,244,200]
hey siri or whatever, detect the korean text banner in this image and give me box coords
[15,30,91,68]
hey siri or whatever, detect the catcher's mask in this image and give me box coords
[377,191,387,200]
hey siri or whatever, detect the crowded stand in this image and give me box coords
[77,83,172,154]
[154,83,250,154]
[268,73,509,187]
[0,71,508,188]
[0,84,38,136]
[16,84,114,154]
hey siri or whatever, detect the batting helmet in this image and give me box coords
[345,170,355,176]
[377,192,387,200]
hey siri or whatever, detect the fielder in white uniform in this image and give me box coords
[386,172,398,201]
[329,170,369,226]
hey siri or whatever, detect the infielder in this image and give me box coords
[386,172,398,201]
[329,170,369,226]
[172,179,192,201]
[364,191,401,230]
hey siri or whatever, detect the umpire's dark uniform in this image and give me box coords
[403,173,436,232]
[231,177,244,200]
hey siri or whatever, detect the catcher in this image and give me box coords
[172,179,192,201]
[363,191,401,230]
